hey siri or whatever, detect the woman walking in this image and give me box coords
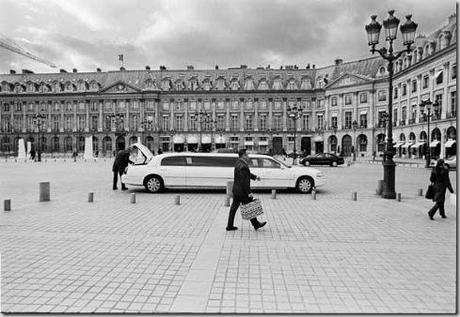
[428,159,454,220]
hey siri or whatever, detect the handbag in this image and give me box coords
[425,184,435,200]
[240,199,264,220]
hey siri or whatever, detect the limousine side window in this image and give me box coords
[161,156,187,166]
[186,156,237,167]
[259,158,281,168]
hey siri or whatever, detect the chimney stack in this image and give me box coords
[72,68,77,73]
[96,68,101,72]
[145,65,151,70]
[9,70,16,74]
[334,58,343,65]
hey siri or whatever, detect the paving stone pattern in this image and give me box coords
[0,160,457,313]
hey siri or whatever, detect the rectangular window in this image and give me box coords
[90,102,98,111]
[394,87,398,99]
[231,115,239,131]
[393,109,398,124]
[359,114,367,128]
[15,103,21,112]
[64,115,73,131]
[331,116,337,129]
[216,115,225,130]
[105,116,111,130]
[452,64,457,80]
[77,116,85,131]
[378,90,387,101]
[344,95,352,105]
[189,116,197,131]
[423,75,429,89]
[344,112,352,129]
[378,111,386,127]
[162,116,169,131]
[436,71,443,85]
[450,91,457,116]
[91,116,98,131]
[52,115,59,131]
[259,115,267,130]
[402,107,407,121]
[175,115,183,130]
[3,103,9,112]
[402,84,407,96]
[317,115,324,130]
[359,93,367,104]
[245,115,253,130]
[302,115,309,131]
[130,115,139,131]
[273,115,282,130]
[411,80,417,93]
[331,97,337,107]
[435,94,443,119]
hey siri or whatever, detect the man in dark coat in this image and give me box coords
[112,146,135,190]
[226,149,267,231]
[428,159,454,220]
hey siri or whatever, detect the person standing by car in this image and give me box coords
[428,159,454,220]
[227,149,267,231]
[112,146,135,190]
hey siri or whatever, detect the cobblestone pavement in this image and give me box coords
[0,160,457,313]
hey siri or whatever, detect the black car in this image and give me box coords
[300,153,344,167]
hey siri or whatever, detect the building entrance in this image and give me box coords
[301,137,311,155]
[272,137,283,155]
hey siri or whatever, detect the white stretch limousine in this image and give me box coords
[122,143,326,193]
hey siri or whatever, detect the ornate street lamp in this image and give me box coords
[190,109,211,152]
[419,99,440,168]
[352,120,358,161]
[287,103,304,164]
[32,113,46,162]
[140,116,154,144]
[365,10,418,199]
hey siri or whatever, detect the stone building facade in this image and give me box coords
[0,13,456,158]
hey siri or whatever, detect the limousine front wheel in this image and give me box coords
[144,176,163,193]
[296,176,314,194]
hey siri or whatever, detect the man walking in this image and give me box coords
[112,146,135,190]
[227,149,267,231]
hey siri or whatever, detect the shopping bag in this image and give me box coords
[240,199,264,220]
[425,184,435,200]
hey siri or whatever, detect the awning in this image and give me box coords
[430,140,440,147]
[173,135,185,144]
[201,135,211,144]
[214,135,226,144]
[394,142,405,148]
[258,141,268,146]
[244,141,254,146]
[313,136,323,142]
[413,141,426,148]
[187,135,198,144]
[402,142,414,149]
[445,139,456,148]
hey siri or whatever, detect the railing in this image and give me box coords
[399,120,406,126]
[419,116,427,122]
[446,111,456,118]
[408,118,415,124]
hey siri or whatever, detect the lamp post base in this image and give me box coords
[382,156,396,199]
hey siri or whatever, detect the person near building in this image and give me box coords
[112,146,135,190]
[30,148,36,160]
[428,159,454,220]
[157,148,163,155]
[226,148,267,231]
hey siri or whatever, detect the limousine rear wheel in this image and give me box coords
[331,161,338,167]
[296,176,314,194]
[144,176,163,193]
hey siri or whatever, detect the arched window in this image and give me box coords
[52,136,60,152]
[103,136,112,154]
[64,136,73,152]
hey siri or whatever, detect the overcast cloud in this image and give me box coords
[0,0,456,73]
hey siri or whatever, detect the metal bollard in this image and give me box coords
[376,180,384,195]
[88,192,94,203]
[271,189,277,199]
[175,195,181,205]
[312,188,317,200]
[352,192,357,201]
[39,182,50,202]
[226,181,234,198]
[224,196,230,207]
[130,193,136,204]
[418,189,423,196]
[397,193,401,202]
[4,200,11,211]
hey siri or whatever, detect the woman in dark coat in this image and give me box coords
[428,159,454,220]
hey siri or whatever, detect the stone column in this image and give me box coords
[225,99,230,131]
[47,101,52,132]
[85,100,90,132]
[282,99,287,131]
[254,98,258,132]
[441,62,449,120]
[268,99,273,130]
[240,98,244,132]
[22,101,26,133]
[73,101,77,132]
[184,99,189,131]
[60,101,65,132]
[126,99,130,132]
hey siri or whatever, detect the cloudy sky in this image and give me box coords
[0,0,456,74]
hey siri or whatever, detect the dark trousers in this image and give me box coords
[227,196,260,228]
[113,170,126,189]
[429,201,446,217]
